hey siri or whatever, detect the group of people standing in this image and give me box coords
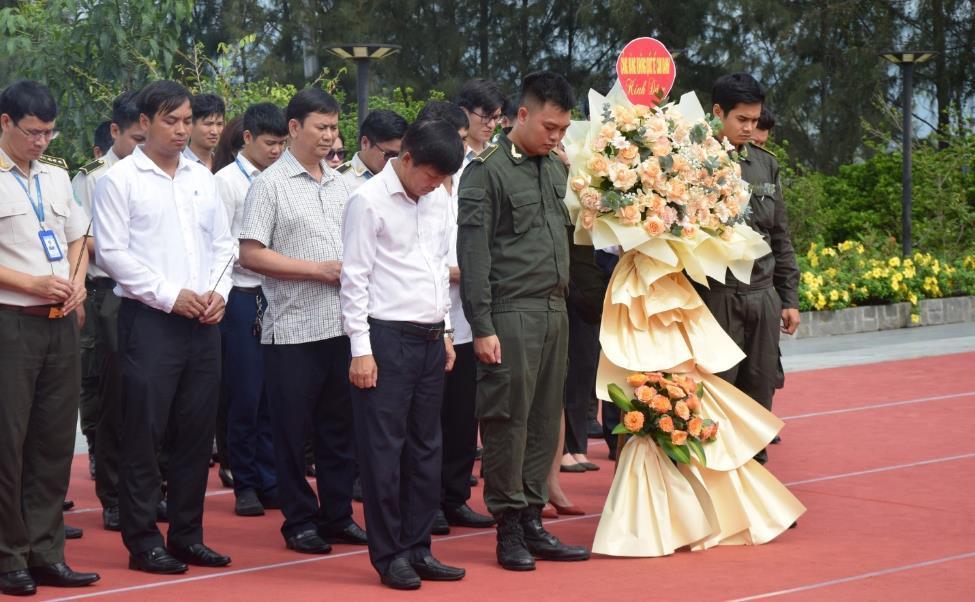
[0,65,799,596]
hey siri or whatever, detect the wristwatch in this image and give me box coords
[444,328,455,341]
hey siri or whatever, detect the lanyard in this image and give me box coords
[234,157,253,183]
[11,172,44,224]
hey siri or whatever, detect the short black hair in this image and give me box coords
[0,80,58,123]
[135,80,191,120]
[757,106,776,131]
[711,73,765,115]
[519,71,574,112]
[243,102,288,138]
[191,93,225,122]
[401,119,464,175]
[502,94,519,120]
[457,78,506,114]
[93,120,113,156]
[416,101,469,132]
[286,88,340,124]
[111,91,141,131]
[360,109,408,144]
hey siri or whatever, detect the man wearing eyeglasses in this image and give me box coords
[457,79,505,161]
[0,79,100,595]
[338,109,408,190]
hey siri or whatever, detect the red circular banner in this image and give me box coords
[615,38,676,107]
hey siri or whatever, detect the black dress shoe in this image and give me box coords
[381,558,421,590]
[474,446,483,460]
[156,499,168,522]
[62,500,74,511]
[495,510,534,571]
[521,507,590,561]
[559,463,586,473]
[410,556,465,581]
[772,435,782,444]
[444,504,495,528]
[29,563,99,587]
[431,509,450,535]
[103,506,120,531]
[128,547,187,574]
[351,477,363,502]
[318,522,367,545]
[234,489,264,517]
[218,467,234,489]
[64,524,83,539]
[285,530,331,554]
[168,543,231,567]
[0,569,36,596]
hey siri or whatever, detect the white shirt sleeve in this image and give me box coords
[206,182,235,301]
[92,173,181,312]
[340,193,378,357]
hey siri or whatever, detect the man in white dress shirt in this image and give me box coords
[239,88,367,556]
[93,80,234,575]
[183,93,224,172]
[70,90,145,532]
[214,102,287,517]
[341,119,465,590]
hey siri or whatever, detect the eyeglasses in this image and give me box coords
[370,140,399,161]
[470,110,502,125]
[326,148,347,161]
[15,123,60,141]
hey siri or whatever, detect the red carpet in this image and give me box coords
[50,352,975,600]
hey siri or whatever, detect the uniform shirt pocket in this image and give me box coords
[509,190,542,234]
[0,202,30,243]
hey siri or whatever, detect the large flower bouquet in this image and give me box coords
[571,100,750,241]
[607,372,718,465]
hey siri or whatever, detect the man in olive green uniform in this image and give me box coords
[0,80,100,595]
[457,71,589,571]
[695,73,800,465]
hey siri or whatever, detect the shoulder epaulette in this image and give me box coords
[38,154,68,170]
[473,144,499,163]
[77,158,104,175]
[750,143,776,158]
[336,161,352,174]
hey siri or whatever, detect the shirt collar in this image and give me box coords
[280,148,335,183]
[500,132,528,165]
[131,146,194,177]
[235,152,261,177]
[351,152,373,178]
[182,146,209,166]
[103,147,121,167]
[0,147,46,177]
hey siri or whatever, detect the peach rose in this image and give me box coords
[701,422,719,440]
[671,430,688,445]
[635,385,654,403]
[618,143,640,164]
[587,154,610,177]
[685,394,701,412]
[623,411,645,432]
[651,395,672,414]
[668,179,687,201]
[579,187,602,210]
[674,400,690,420]
[580,209,597,230]
[613,106,639,131]
[646,372,665,384]
[681,223,699,239]
[657,415,674,433]
[599,122,618,140]
[651,136,672,158]
[666,384,686,399]
[687,417,703,437]
[608,164,638,191]
[643,215,666,236]
[617,204,641,226]
[627,372,649,387]
[569,175,590,192]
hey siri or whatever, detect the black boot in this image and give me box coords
[495,509,535,571]
[520,506,590,561]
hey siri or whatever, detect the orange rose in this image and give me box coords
[646,372,665,384]
[687,417,703,437]
[701,422,719,440]
[674,400,690,420]
[643,215,666,236]
[623,411,645,432]
[685,394,701,412]
[580,209,597,230]
[651,136,672,158]
[587,154,610,177]
[627,372,649,387]
[666,385,686,399]
[657,415,674,433]
[570,175,590,192]
[635,385,654,403]
[671,430,688,445]
[617,204,641,226]
[651,395,672,413]
[618,143,640,164]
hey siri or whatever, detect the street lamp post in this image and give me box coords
[880,50,937,257]
[325,44,400,128]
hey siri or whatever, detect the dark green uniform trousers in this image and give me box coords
[699,285,781,464]
[79,292,101,443]
[0,310,79,572]
[477,307,568,515]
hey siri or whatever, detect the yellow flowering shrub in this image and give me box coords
[798,241,975,313]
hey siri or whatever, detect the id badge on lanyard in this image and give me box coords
[12,172,63,262]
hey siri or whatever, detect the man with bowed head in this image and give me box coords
[457,71,591,570]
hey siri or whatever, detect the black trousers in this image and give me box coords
[263,336,355,539]
[352,323,445,574]
[117,300,220,554]
[93,289,122,509]
[564,303,600,455]
[440,341,476,508]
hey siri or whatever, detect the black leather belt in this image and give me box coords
[368,317,445,341]
[0,303,65,319]
[232,286,262,294]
